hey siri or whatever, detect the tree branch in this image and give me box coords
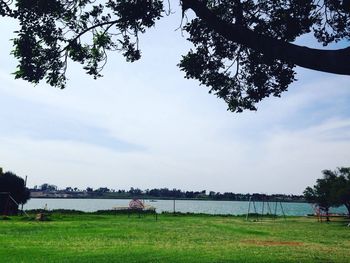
[62,19,119,52]
[183,0,350,76]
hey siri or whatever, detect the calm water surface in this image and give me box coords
[24,198,347,216]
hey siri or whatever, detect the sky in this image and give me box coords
[0,7,349,194]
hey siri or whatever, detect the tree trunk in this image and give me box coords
[325,208,330,222]
[183,0,350,75]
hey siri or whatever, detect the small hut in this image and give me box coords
[129,198,145,210]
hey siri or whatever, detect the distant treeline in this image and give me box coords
[30,184,305,202]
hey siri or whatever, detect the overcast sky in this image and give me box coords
[1,8,349,194]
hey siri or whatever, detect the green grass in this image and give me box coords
[0,213,349,262]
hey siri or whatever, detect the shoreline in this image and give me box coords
[29,196,307,203]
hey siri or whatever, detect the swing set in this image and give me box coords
[246,196,286,221]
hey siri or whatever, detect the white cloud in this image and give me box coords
[1,11,350,194]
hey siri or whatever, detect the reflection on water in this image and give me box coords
[24,198,348,216]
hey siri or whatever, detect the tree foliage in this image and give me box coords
[329,167,350,214]
[0,171,30,204]
[304,167,350,218]
[39,183,58,191]
[1,0,350,112]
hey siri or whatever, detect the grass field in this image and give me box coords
[0,212,349,263]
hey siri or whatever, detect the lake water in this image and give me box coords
[24,198,348,216]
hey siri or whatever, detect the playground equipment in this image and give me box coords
[311,204,331,222]
[246,196,286,221]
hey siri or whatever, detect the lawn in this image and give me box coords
[0,212,349,263]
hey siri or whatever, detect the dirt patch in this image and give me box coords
[241,240,303,246]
